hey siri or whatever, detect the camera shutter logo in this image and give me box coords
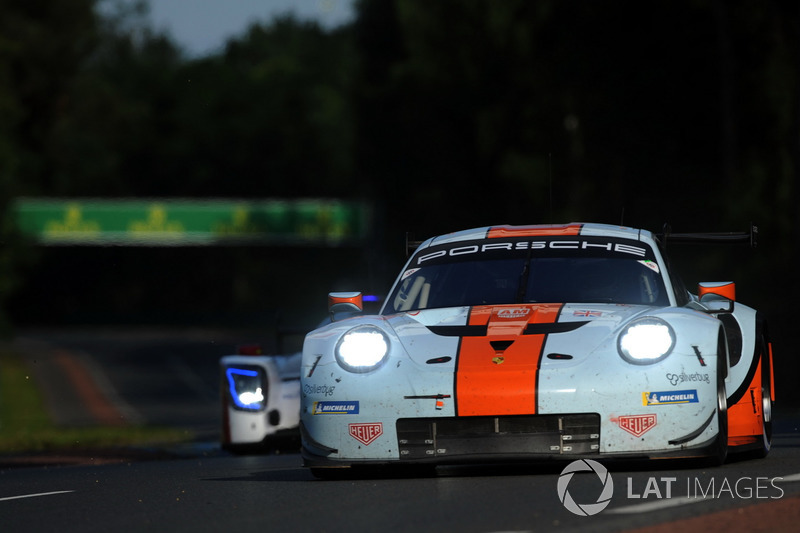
[557,459,614,516]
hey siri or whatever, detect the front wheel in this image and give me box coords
[713,378,729,465]
[713,337,729,465]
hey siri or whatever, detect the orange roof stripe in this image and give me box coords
[487,224,583,238]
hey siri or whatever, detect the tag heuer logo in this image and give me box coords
[617,414,657,437]
[349,423,383,445]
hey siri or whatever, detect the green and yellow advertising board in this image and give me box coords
[13,198,370,246]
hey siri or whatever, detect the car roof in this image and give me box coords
[419,223,654,249]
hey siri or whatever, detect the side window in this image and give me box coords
[392,274,430,311]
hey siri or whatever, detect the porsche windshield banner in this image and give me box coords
[413,236,654,266]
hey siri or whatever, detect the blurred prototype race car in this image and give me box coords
[300,222,774,477]
[219,310,377,452]
[220,345,302,453]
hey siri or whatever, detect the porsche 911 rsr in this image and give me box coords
[300,223,773,477]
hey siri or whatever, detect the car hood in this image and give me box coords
[386,303,656,366]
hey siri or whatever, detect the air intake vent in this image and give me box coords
[397,414,600,459]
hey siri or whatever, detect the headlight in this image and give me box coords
[617,317,675,364]
[225,366,266,411]
[335,325,390,373]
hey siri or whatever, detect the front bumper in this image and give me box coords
[301,411,721,468]
[301,335,722,466]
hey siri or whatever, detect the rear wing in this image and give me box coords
[406,232,424,257]
[656,223,757,248]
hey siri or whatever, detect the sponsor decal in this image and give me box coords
[573,310,602,318]
[401,268,420,280]
[303,384,336,397]
[637,260,660,274]
[496,307,531,319]
[692,346,707,367]
[313,401,359,414]
[666,371,710,386]
[349,422,383,445]
[404,393,450,411]
[643,390,698,406]
[645,390,699,406]
[616,414,657,437]
[415,240,648,265]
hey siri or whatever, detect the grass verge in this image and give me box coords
[0,347,192,454]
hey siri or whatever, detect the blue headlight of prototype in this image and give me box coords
[225,366,266,411]
[617,317,675,364]
[335,325,390,373]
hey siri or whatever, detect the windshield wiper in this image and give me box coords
[515,251,533,303]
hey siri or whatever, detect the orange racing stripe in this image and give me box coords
[727,358,763,444]
[769,342,775,401]
[487,224,583,238]
[455,304,562,416]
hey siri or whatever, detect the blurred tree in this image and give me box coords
[0,0,99,334]
[164,18,356,197]
[47,13,356,199]
[48,1,185,196]
[355,0,562,242]
[352,0,798,265]
[0,0,98,194]
[353,0,736,239]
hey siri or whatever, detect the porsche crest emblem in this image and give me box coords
[492,356,505,365]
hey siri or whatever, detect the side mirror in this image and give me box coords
[697,282,735,313]
[328,292,363,321]
[698,281,735,301]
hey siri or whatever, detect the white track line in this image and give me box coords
[607,495,712,514]
[0,491,75,502]
[774,473,800,483]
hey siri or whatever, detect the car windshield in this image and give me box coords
[384,236,670,313]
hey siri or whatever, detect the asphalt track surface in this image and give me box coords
[2,329,800,533]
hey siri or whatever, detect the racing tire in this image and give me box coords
[712,383,728,465]
[712,338,729,465]
[752,333,773,458]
